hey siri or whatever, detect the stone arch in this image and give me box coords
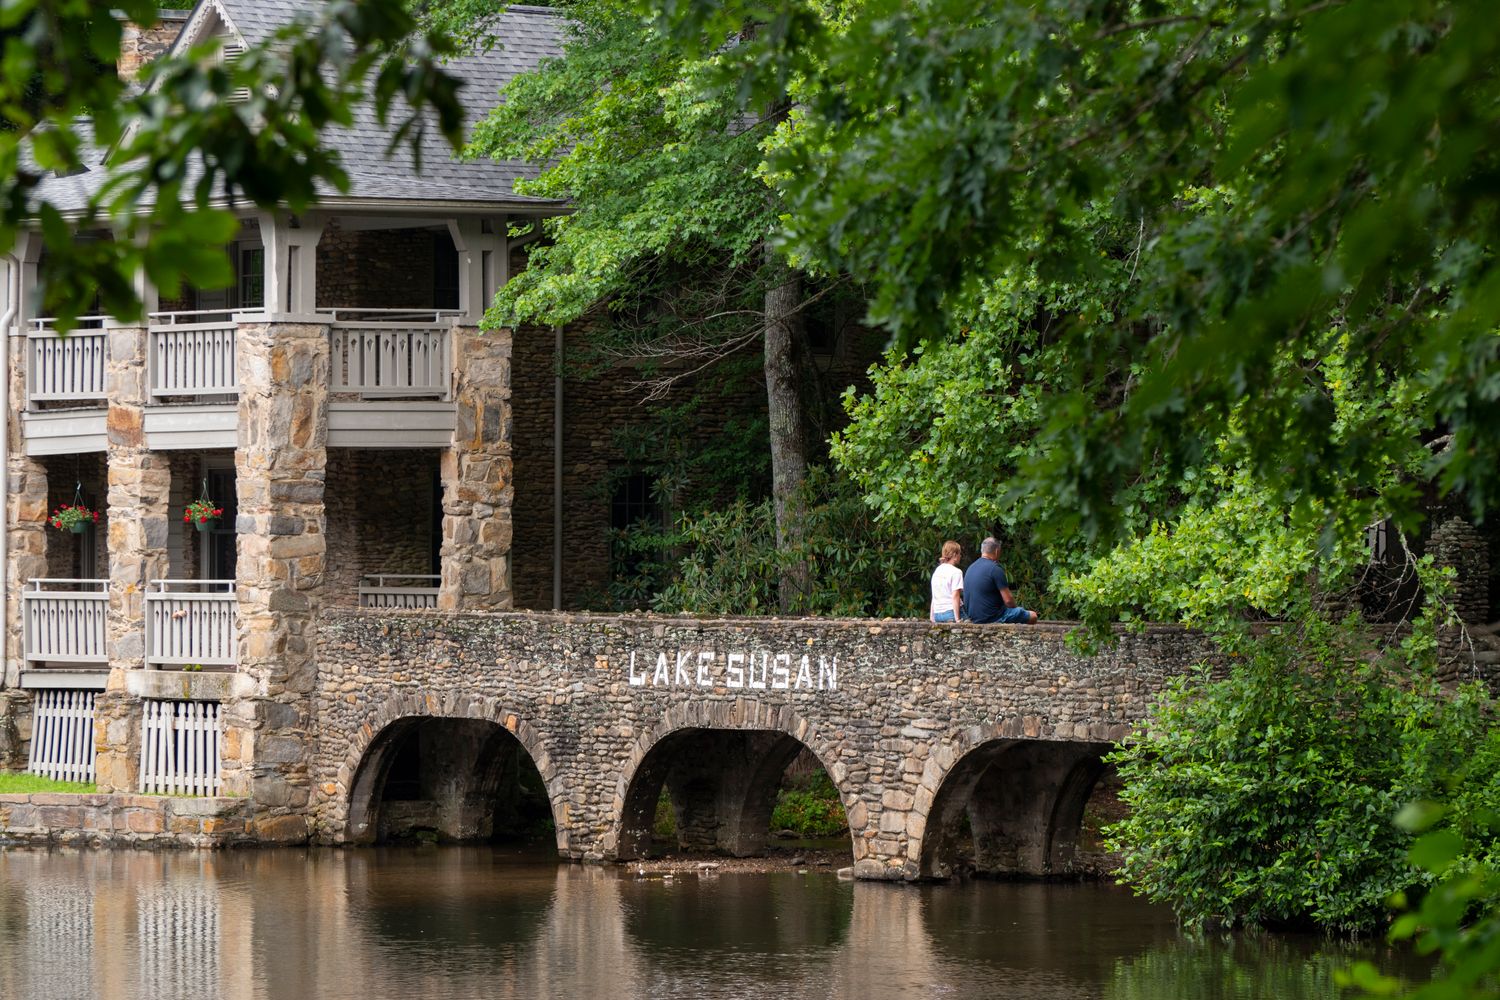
[912,722,1111,879]
[602,700,857,862]
[1044,754,1107,872]
[328,692,569,850]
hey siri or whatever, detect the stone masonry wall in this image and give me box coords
[1431,517,1490,624]
[316,223,450,311]
[440,326,512,611]
[324,449,438,606]
[0,792,251,847]
[311,610,1217,880]
[225,321,329,842]
[117,12,191,84]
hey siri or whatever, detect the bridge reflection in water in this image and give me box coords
[0,849,1414,1000]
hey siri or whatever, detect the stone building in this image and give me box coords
[0,2,591,796]
[0,1,886,808]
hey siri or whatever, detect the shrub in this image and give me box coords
[1107,615,1495,935]
[770,771,848,839]
[653,466,1040,619]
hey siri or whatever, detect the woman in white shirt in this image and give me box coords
[929,540,965,622]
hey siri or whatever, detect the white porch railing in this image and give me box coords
[324,309,456,399]
[139,699,222,795]
[148,310,239,401]
[144,580,238,669]
[358,574,441,609]
[27,689,98,784]
[26,319,109,405]
[22,579,109,667]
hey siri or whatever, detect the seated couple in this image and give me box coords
[929,537,1039,624]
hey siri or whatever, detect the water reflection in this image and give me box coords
[1107,933,1430,1000]
[0,848,1426,1000]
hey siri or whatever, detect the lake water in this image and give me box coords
[0,846,1425,1000]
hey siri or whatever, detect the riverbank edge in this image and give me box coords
[0,792,254,847]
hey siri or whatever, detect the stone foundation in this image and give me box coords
[0,792,252,847]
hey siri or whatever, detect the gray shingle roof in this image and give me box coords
[33,2,568,214]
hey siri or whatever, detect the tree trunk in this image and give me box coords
[763,249,811,614]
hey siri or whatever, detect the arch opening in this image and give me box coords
[920,738,1116,880]
[616,727,851,863]
[346,717,554,846]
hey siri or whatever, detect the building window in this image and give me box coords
[611,473,656,532]
[239,246,265,310]
[610,473,660,583]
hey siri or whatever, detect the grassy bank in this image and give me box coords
[0,773,96,795]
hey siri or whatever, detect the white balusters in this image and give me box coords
[138,700,222,796]
[26,321,108,403]
[358,574,441,609]
[26,689,98,784]
[144,580,238,668]
[325,310,454,398]
[148,312,238,400]
[22,579,109,667]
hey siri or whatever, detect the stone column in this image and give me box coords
[1430,517,1489,624]
[96,322,171,792]
[223,320,328,842]
[4,246,47,694]
[439,325,513,610]
[4,455,48,692]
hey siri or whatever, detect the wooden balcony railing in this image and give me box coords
[358,574,441,609]
[144,580,238,669]
[26,319,109,405]
[148,310,239,401]
[325,309,456,399]
[22,579,109,667]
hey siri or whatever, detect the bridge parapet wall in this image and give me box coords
[312,610,1218,878]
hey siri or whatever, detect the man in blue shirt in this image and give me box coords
[961,537,1039,624]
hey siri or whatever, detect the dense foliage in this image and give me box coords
[658,0,1500,548]
[1107,616,1496,935]
[829,216,1428,632]
[769,771,848,839]
[644,466,1028,618]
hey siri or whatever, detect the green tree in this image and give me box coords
[656,0,1500,550]
[2,0,462,328]
[462,0,835,612]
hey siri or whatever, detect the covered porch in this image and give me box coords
[13,209,515,455]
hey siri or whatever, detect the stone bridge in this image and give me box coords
[298,611,1214,881]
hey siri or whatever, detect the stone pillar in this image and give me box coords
[224,321,328,842]
[1430,517,1489,624]
[439,325,513,610]
[4,454,47,690]
[4,245,47,693]
[96,322,170,792]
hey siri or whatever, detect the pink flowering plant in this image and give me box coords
[50,503,99,532]
[183,498,224,526]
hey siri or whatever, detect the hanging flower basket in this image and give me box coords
[50,504,99,534]
[184,498,225,532]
